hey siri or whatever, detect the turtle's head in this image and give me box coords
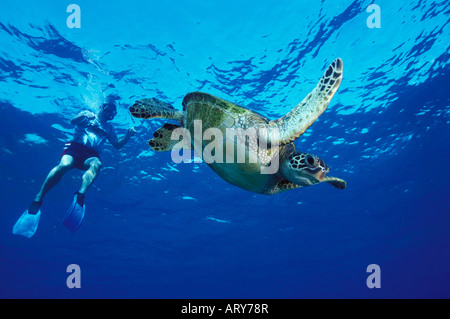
[282,151,329,185]
[281,151,346,189]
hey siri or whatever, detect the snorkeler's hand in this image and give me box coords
[84,111,96,120]
[127,127,137,137]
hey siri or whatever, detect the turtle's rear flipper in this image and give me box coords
[129,98,183,124]
[264,179,301,195]
[149,123,187,152]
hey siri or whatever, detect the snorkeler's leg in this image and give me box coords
[14,155,74,236]
[62,157,100,233]
[34,155,75,203]
[26,155,74,215]
[77,157,102,201]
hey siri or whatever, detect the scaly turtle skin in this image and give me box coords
[129,58,346,194]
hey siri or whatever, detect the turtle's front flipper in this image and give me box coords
[129,98,183,124]
[264,58,343,145]
[149,123,186,152]
[322,176,347,189]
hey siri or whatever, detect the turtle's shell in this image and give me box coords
[182,92,268,132]
[181,92,282,193]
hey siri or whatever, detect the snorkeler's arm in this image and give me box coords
[108,126,136,150]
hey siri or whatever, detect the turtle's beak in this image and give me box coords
[313,160,329,181]
[297,165,329,185]
[310,170,326,183]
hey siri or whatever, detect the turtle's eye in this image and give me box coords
[306,155,315,167]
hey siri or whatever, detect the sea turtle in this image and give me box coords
[129,58,346,194]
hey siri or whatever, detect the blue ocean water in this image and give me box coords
[0,0,449,298]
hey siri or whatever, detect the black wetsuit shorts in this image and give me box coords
[62,142,100,170]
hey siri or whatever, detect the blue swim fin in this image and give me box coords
[63,195,85,233]
[12,209,41,238]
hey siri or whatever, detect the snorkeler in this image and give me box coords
[13,94,136,237]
